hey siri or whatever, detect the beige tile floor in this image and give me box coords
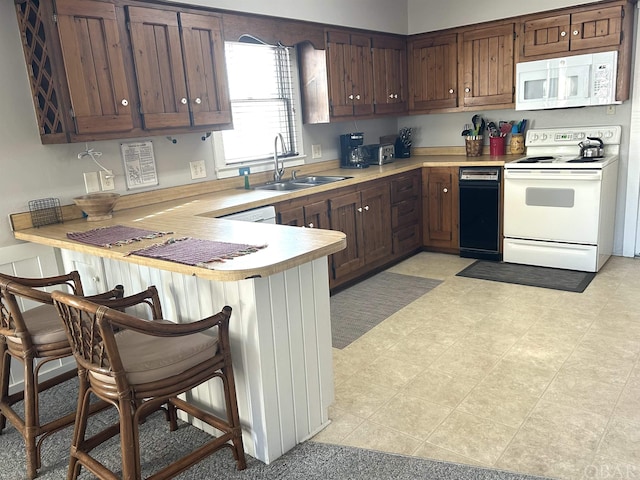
[313,252,640,480]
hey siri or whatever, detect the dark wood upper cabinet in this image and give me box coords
[521,5,624,58]
[128,7,231,130]
[460,23,515,109]
[371,35,408,115]
[408,33,458,112]
[56,0,134,135]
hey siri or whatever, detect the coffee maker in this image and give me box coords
[339,132,369,169]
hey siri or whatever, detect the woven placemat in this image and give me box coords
[127,237,266,268]
[67,225,173,248]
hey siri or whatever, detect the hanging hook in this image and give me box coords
[166,136,178,144]
[201,132,212,141]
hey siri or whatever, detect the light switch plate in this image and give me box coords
[190,160,207,179]
[99,170,115,190]
[83,172,100,193]
[312,144,322,159]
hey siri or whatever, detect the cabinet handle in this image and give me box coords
[573,30,579,36]
[181,98,188,105]
[194,97,202,105]
[348,94,354,100]
[443,187,448,193]
[364,205,370,211]
[355,94,361,100]
[389,93,394,99]
[308,222,314,228]
[560,31,567,37]
[357,207,363,213]
[394,94,398,99]
[121,99,129,106]
[449,89,454,94]
[464,87,470,93]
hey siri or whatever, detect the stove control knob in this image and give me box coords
[531,134,539,142]
[541,134,548,141]
[604,130,613,138]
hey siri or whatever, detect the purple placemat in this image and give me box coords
[127,237,267,268]
[67,225,173,248]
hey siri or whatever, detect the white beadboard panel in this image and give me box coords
[0,243,75,392]
[70,250,334,465]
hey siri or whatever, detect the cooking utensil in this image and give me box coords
[579,137,604,158]
[471,115,482,136]
[488,122,498,137]
[500,122,511,136]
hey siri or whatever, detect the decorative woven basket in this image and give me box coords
[465,138,483,157]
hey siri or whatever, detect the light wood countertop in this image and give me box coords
[12,153,516,281]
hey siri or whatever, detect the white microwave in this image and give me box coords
[515,51,619,111]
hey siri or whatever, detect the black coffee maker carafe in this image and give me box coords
[340,133,369,169]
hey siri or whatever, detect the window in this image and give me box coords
[214,38,303,176]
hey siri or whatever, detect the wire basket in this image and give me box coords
[28,198,63,227]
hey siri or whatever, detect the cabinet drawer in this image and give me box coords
[392,198,420,228]
[391,174,420,203]
[393,223,421,254]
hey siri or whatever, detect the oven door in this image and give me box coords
[503,168,602,244]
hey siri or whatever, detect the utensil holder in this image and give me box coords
[489,137,505,156]
[465,137,483,157]
[510,133,525,155]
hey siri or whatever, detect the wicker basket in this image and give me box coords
[465,137,483,157]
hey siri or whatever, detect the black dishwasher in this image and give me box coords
[458,166,501,261]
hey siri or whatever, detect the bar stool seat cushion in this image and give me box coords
[5,304,68,346]
[91,328,219,385]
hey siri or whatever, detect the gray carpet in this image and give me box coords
[331,272,442,349]
[1,379,553,480]
[456,260,595,293]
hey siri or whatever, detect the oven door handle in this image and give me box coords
[504,169,602,181]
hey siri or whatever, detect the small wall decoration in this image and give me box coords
[120,141,159,189]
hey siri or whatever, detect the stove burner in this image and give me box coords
[567,157,600,163]
[517,156,555,163]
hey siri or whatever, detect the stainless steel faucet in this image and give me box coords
[273,133,286,182]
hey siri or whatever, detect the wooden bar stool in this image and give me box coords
[52,286,247,480]
[0,272,123,479]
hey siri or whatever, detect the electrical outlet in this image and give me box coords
[99,170,115,190]
[238,167,251,176]
[190,160,207,179]
[83,172,100,193]
[311,144,322,159]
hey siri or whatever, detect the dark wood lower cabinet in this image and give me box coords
[422,167,459,253]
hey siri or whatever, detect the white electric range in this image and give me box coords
[503,125,621,272]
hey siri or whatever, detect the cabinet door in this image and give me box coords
[423,167,458,249]
[372,35,407,115]
[360,184,392,264]
[569,5,623,52]
[181,13,232,126]
[329,191,365,280]
[277,205,305,226]
[522,14,571,57]
[350,34,374,116]
[326,30,354,118]
[408,34,458,111]
[461,24,514,108]
[304,199,330,229]
[55,0,133,134]
[128,7,191,129]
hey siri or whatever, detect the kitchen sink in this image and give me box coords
[290,175,352,186]
[253,182,310,191]
[252,176,352,191]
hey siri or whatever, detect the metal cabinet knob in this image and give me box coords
[449,88,454,94]
[355,94,361,100]
[121,99,128,106]
[443,187,448,193]
[560,31,567,37]
[394,94,398,99]
[573,30,579,36]
[308,222,314,228]
[364,205,370,211]
[181,98,188,105]
[389,93,394,99]
[349,94,354,100]
[465,87,471,93]
[357,207,363,213]
[194,97,202,105]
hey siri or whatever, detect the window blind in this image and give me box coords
[222,41,299,164]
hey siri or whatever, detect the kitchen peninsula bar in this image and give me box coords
[12,194,346,464]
